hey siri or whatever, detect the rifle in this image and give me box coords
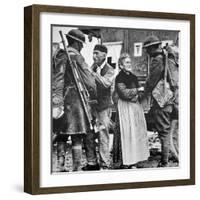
[59,30,96,130]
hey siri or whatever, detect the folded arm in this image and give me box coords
[116,82,138,101]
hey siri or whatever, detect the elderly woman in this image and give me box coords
[113,53,149,169]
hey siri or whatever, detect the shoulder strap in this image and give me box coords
[163,50,168,93]
[164,51,168,81]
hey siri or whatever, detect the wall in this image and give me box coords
[102,28,178,76]
[0,0,199,200]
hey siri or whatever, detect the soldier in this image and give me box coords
[83,44,115,170]
[166,45,179,162]
[52,42,68,172]
[53,29,97,172]
[142,35,179,167]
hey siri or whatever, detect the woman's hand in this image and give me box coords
[137,87,145,102]
[130,95,139,102]
[138,86,144,92]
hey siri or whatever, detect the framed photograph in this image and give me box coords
[24,4,195,194]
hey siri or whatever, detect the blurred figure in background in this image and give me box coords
[166,45,179,162]
[52,42,68,172]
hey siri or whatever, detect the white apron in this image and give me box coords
[118,99,149,165]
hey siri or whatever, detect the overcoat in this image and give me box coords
[53,47,97,135]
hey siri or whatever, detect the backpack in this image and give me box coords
[152,46,179,119]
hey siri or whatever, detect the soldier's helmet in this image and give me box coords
[143,35,161,48]
[65,29,86,44]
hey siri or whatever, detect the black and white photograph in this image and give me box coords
[51,25,179,173]
[24,5,195,194]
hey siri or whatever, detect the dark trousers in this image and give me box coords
[153,105,173,164]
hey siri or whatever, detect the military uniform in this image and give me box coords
[63,47,96,135]
[52,48,68,172]
[143,36,178,166]
[53,29,96,171]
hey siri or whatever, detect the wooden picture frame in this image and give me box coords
[24,4,195,194]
